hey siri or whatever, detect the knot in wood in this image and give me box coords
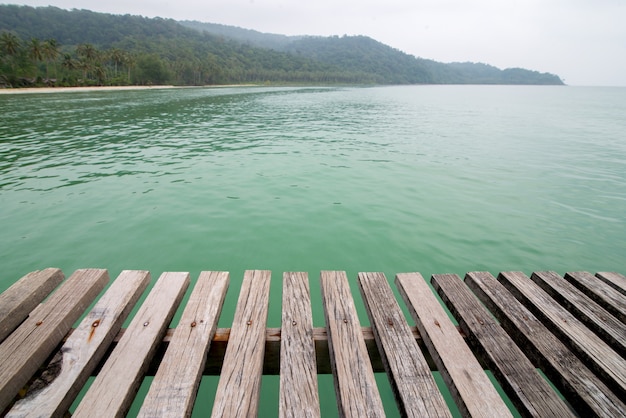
[387,318,394,327]
[191,321,197,327]
[35,321,43,326]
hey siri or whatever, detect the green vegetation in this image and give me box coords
[0,5,564,88]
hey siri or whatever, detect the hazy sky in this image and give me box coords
[7,0,626,86]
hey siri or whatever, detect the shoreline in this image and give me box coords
[0,84,258,95]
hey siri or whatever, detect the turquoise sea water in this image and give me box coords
[1,85,625,416]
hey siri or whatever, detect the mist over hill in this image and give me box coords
[0,5,564,86]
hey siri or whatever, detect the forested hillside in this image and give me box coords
[0,5,564,87]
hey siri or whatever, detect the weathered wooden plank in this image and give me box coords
[596,271,626,295]
[565,271,626,324]
[466,271,626,417]
[531,271,626,356]
[0,268,65,343]
[73,272,189,418]
[358,272,450,418]
[499,271,626,398]
[0,269,108,412]
[320,271,385,418]
[138,271,229,418]
[432,273,575,418]
[396,272,512,418]
[279,272,320,418]
[7,270,150,418]
[211,270,271,418]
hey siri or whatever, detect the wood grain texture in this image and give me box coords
[7,270,150,418]
[279,272,320,418]
[530,271,626,356]
[73,271,189,418]
[320,271,385,418]
[138,271,229,418]
[358,272,450,418]
[565,271,626,324]
[498,271,626,398]
[0,268,65,343]
[211,270,271,418]
[432,273,575,418]
[466,271,626,417]
[396,272,512,418]
[7,270,149,418]
[596,272,626,295]
[0,269,108,412]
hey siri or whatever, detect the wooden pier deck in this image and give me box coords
[1,268,625,417]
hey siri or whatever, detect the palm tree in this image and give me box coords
[61,53,75,71]
[76,43,98,62]
[76,44,100,84]
[28,38,43,79]
[108,48,124,78]
[123,52,135,84]
[1,32,22,77]
[41,39,59,80]
[0,31,21,56]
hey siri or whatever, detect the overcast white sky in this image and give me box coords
[7,0,626,85]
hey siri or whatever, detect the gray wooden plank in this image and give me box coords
[73,272,190,418]
[499,271,626,398]
[0,269,108,412]
[0,268,64,342]
[320,271,385,418]
[396,272,512,418]
[531,271,626,356]
[279,272,320,418]
[211,270,271,418]
[358,272,450,418]
[138,271,229,418]
[432,273,575,418]
[466,271,626,417]
[7,270,150,418]
[596,271,626,295]
[565,271,626,324]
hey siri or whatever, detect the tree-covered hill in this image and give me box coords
[0,4,564,87]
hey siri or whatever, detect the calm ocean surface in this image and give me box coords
[1,85,625,416]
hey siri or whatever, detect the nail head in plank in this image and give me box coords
[73,271,190,418]
[7,270,150,418]
[530,271,626,356]
[466,271,626,417]
[279,272,320,418]
[138,271,229,418]
[432,273,575,418]
[211,270,271,418]
[596,272,626,295]
[498,271,626,398]
[395,272,512,418]
[320,271,385,418]
[358,272,450,418]
[0,268,65,342]
[565,271,626,324]
[0,269,109,412]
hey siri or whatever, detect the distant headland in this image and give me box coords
[0,4,564,88]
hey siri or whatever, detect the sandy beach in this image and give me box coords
[0,85,180,95]
[0,84,261,95]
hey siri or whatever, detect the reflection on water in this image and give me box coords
[1,85,625,281]
[1,85,625,416]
